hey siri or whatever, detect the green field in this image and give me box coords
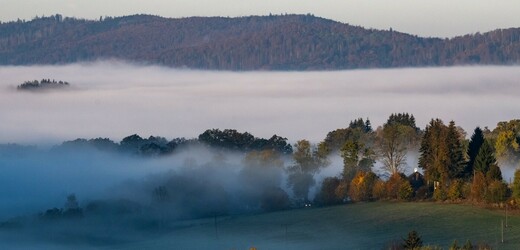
[113,202,520,250]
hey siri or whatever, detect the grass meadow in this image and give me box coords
[113,201,520,249]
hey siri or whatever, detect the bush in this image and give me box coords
[334,180,349,201]
[486,180,508,204]
[314,177,341,206]
[461,182,472,200]
[447,180,464,201]
[512,169,520,201]
[386,173,408,200]
[415,185,432,200]
[349,171,378,202]
[470,172,487,202]
[398,182,413,201]
[433,187,447,201]
[372,179,386,200]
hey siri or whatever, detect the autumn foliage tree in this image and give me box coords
[348,171,378,202]
[341,140,375,182]
[492,120,520,165]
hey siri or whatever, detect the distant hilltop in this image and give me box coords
[1,14,519,70]
[17,79,70,91]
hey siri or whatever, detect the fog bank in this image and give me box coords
[1,62,520,144]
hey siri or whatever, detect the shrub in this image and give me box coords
[398,182,413,201]
[349,171,378,202]
[470,172,487,202]
[314,177,341,206]
[449,239,459,250]
[447,180,464,201]
[461,182,472,200]
[415,185,431,200]
[512,169,520,201]
[386,173,408,200]
[433,187,447,201]
[334,180,349,201]
[372,179,386,200]
[462,240,473,250]
[486,180,508,204]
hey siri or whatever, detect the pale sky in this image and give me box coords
[1,0,520,38]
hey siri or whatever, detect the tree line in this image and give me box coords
[313,115,520,208]
[1,14,519,69]
[17,78,70,90]
[49,114,520,208]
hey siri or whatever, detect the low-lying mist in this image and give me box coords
[1,62,520,248]
[0,143,298,248]
[1,62,520,144]
[0,144,294,220]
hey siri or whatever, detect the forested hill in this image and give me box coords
[1,14,519,70]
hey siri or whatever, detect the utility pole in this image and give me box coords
[505,204,508,228]
[501,219,504,243]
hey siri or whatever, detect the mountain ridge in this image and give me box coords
[0,14,519,70]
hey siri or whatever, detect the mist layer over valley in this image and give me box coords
[1,62,520,249]
[1,62,519,144]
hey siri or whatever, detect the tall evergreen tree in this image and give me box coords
[446,121,466,179]
[465,127,484,178]
[364,118,373,133]
[474,140,496,175]
[419,119,449,182]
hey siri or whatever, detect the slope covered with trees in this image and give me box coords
[1,14,519,70]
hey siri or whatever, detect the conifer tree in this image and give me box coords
[446,121,466,179]
[465,127,485,178]
[474,140,496,175]
[403,230,423,249]
[419,119,449,182]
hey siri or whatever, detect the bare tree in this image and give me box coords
[378,125,409,174]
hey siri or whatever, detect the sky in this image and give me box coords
[1,0,520,38]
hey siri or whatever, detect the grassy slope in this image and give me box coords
[113,202,520,250]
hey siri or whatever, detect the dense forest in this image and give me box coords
[0,14,519,70]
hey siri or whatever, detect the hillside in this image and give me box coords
[102,202,520,249]
[0,14,519,70]
[2,202,518,249]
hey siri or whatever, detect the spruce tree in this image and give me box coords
[364,118,373,133]
[447,121,466,179]
[474,140,496,174]
[466,127,484,178]
[419,119,449,182]
[403,230,423,249]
